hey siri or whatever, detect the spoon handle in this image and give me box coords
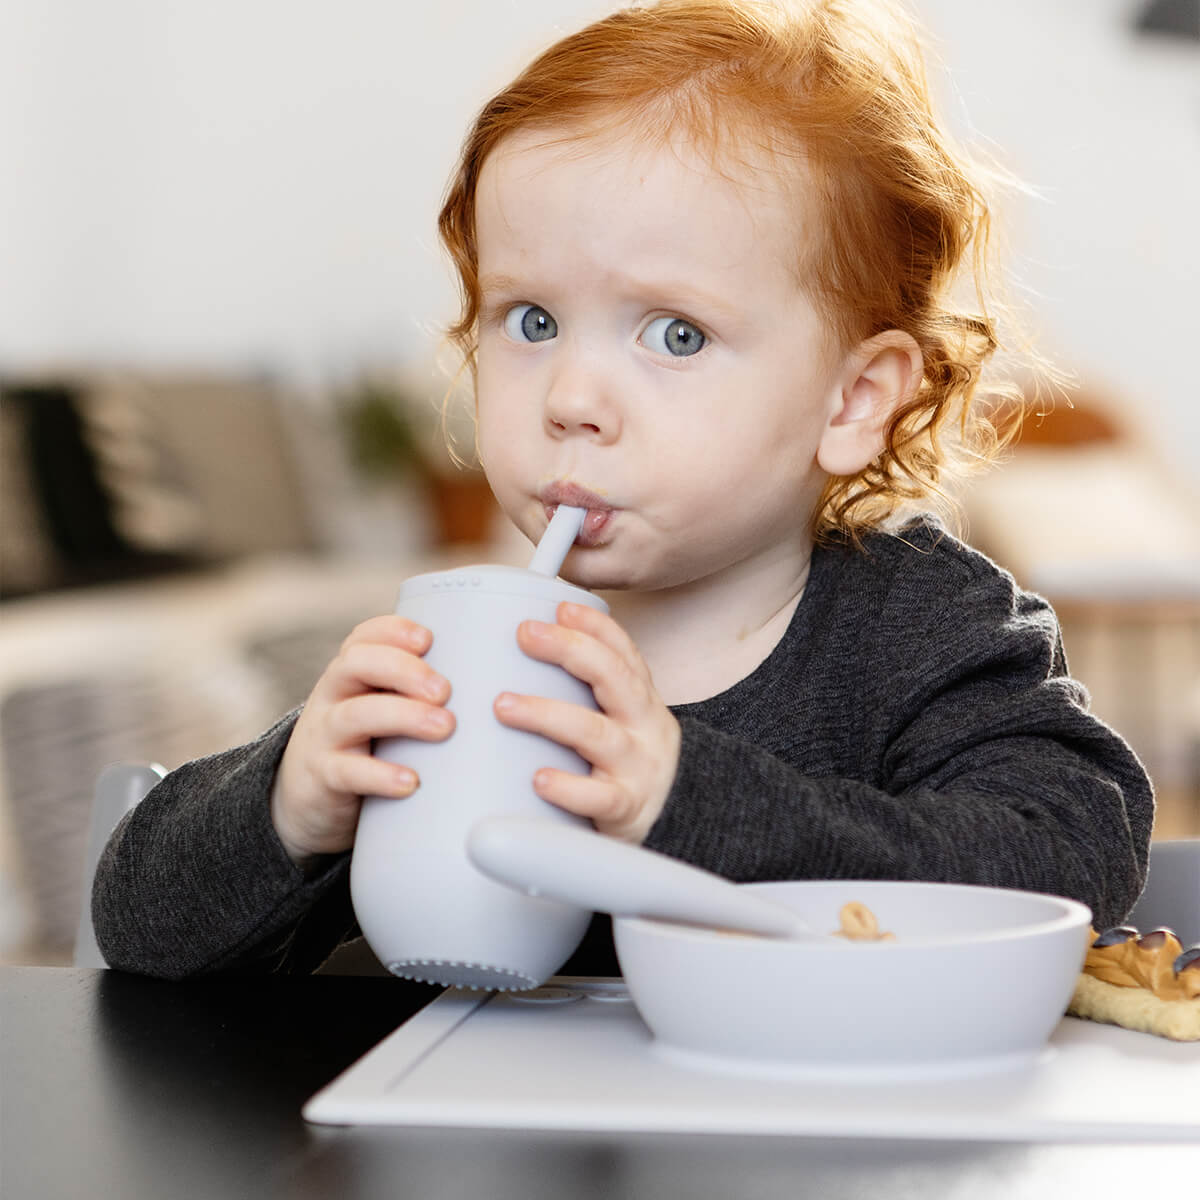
[467,815,819,940]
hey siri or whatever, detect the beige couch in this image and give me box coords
[0,368,455,961]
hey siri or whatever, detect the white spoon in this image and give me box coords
[467,815,832,941]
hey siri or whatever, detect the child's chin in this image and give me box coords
[563,566,646,597]
[556,552,625,592]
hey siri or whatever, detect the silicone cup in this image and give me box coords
[350,562,608,990]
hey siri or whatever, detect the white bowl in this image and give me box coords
[612,880,1092,1079]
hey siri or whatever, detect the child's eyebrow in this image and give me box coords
[478,273,523,301]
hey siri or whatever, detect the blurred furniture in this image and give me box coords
[0,552,437,960]
[963,390,1200,820]
[1,370,320,600]
[0,367,494,962]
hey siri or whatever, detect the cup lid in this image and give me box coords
[396,564,608,610]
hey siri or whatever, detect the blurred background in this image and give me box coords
[2,0,1197,964]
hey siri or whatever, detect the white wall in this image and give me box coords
[917,0,1200,486]
[0,0,612,377]
[3,0,1197,480]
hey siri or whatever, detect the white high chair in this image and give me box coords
[1126,838,1200,945]
[73,762,166,968]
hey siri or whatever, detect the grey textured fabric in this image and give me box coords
[93,521,1152,979]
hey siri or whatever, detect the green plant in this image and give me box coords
[341,378,427,482]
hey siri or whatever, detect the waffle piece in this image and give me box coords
[1067,926,1200,1042]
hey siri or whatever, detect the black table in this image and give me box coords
[2,966,1194,1199]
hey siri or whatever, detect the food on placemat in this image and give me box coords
[833,901,895,942]
[1067,925,1200,1042]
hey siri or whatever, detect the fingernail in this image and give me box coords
[395,767,417,791]
[423,707,452,733]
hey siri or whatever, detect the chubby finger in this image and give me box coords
[329,692,456,747]
[529,767,645,841]
[515,620,645,722]
[341,614,433,653]
[325,641,451,704]
[320,750,420,800]
[494,691,623,769]
[554,601,641,661]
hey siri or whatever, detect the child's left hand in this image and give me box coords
[493,601,681,845]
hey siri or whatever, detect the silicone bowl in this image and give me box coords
[612,880,1092,1078]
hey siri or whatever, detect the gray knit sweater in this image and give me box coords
[93,522,1153,979]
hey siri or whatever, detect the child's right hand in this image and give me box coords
[270,615,455,867]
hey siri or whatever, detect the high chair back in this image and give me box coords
[1126,838,1200,945]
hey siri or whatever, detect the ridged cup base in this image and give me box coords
[387,958,541,991]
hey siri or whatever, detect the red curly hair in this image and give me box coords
[438,0,1025,540]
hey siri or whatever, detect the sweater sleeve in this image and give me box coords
[92,710,358,979]
[643,549,1153,931]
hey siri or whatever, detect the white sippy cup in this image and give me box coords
[350,507,605,990]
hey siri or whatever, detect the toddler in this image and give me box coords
[94,0,1152,979]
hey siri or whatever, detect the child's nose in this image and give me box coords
[543,361,621,443]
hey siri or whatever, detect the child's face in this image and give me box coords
[474,124,849,592]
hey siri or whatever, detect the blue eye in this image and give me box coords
[642,316,706,358]
[504,304,558,343]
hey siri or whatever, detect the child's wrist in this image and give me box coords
[269,773,317,869]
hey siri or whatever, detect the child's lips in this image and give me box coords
[543,504,614,548]
[540,486,617,548]
[574,508,614,547]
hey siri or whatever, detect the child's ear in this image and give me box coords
[816,331,923,477]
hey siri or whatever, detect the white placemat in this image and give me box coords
[304,979,1200,1141]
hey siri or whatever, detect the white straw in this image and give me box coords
[527,505,586,577]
